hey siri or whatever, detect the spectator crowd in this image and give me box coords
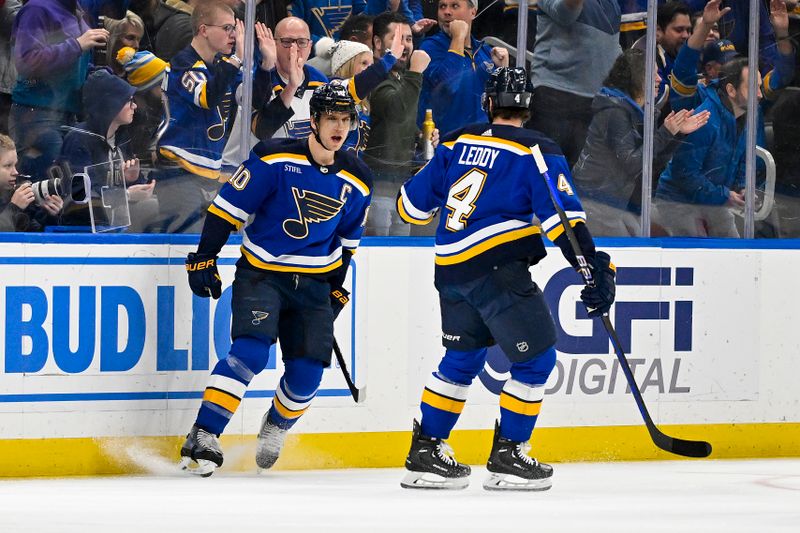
[0,0,798,238]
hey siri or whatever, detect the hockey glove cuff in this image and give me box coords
[186,252,222,299]
[580,251,616,318]
[330,286,350,320]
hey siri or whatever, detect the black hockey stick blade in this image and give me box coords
[649,427,712,458]
[602,317,712,458]
[531,144,712,458]
[333,337,366,403]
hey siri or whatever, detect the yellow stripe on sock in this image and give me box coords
[272,397,307,420]
[421,388,466,414]
[203,388,241,413]
[499,392,542,417]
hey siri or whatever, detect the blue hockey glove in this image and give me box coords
[580,251,616,317]
[186,252,222,299]
[330,286,350,320]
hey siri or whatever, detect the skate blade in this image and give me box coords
[483,472,552,492]
[400,470,469,490]
[178,456,217,477]
[255,452,278,471]
[255,458,277,474]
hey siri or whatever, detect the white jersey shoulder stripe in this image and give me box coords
[260,153,312,166]
[453,134,532,156]
[337,170,370,196]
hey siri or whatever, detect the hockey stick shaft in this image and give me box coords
[333,337,364,403]
[531,145,711,458]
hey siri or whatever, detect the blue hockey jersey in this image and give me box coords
[208,138,373,274]
[289,0,367,42]
[398,123,591,284]
[156,46,242,179]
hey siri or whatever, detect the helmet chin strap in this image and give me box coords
[311,114,335,153]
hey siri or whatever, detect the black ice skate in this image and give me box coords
[484,421,553,491]
[256,412,288,470]
[400,419,471,490]
[179,425,223,477]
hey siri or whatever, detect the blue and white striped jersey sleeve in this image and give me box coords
[208,152,275,229]
[396,144,451,225]
[529,150,587,243]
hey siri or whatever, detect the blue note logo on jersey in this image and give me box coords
[283,187,344,239]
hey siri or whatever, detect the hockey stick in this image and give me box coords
[531,144,712,458]
[333,337,365,403]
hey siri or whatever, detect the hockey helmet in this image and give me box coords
[309,82,358,131]
[482,67,533,112]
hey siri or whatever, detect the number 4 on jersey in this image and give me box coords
[557,173,574,196]
[445,168,487,231]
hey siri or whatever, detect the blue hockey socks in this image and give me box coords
[195,336,272,435]
[267,357,325,430]
[499,346,556,443]
[419,348,486,439]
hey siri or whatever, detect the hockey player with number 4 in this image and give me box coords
[397,67,617,491]
[179,83,372,476]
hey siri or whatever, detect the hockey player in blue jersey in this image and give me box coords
[179,83,372,476]
[397,67,616,491]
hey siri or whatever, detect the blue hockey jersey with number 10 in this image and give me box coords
[208,138,372,274]
[397,123,596,284]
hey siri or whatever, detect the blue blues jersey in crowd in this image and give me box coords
[398,123,593,284]
[208,138,373,274]
[156,46,242,179]
[289,0,367,42]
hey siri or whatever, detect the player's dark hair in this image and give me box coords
[491,107,531,122]
[604,48,646,102]
[340,13,374,42]
[657,1,691,31]
[372,11,412,42]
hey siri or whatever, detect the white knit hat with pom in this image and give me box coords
[329,40,371,77]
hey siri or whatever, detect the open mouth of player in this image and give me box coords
[331,135,343,143]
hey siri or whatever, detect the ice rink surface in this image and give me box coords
[1,459,798,532]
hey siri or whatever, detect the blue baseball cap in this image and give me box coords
[702,39,739,66]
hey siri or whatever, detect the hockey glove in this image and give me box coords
[580,251,616,318]
[330,286,350,320]
[186,252,222,299]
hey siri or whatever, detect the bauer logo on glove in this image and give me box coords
[186,252,222,299]
[580,251,616,318]
[330,286,350,319]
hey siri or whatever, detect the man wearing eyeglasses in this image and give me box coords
[155,0,244,234]
[151,0,244,62]
[251,16,330,142]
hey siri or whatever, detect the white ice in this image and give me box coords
[1,459,798,532]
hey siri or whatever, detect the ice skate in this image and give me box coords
[179,425,223,477]
[400,419,471,490]
[483,421,552,491]
[256,412,288,470]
